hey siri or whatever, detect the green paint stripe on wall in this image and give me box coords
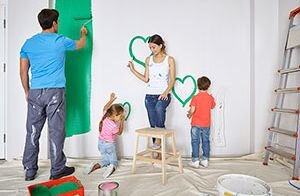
[55,0,93,137]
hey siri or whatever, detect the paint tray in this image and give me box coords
[27,175,84,196]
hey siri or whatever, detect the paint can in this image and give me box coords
[98,181,119,196]
[217,174,272,196]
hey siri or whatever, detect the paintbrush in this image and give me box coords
[74,15,93,26]
[82,18,93,26]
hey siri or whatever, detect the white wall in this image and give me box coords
[6,0,48,159]
[66,0,252,158]
[0,0,7,159]
[253,0,279,153]
[6,0,300,159]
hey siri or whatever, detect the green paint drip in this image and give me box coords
[172,75,197,107]
[55,0,93,137]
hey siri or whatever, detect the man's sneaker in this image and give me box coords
[103,164,115,178]
[49,166,75,180]
[200,159,209,168]
[25,173,36,181]
[188,160,200,168]
[25,170,37,181]
[151,144,161,150]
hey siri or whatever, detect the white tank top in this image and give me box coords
[146,55,169,95]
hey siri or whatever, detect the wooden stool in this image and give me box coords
[132,127,183,185]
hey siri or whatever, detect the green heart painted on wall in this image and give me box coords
[172,75,197,107]
[120,101,131,120]
[129,35,151,67]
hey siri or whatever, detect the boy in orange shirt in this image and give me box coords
[187,76,215,168]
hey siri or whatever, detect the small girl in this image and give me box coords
[87,93,125,178]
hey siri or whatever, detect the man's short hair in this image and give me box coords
[38,9,59,30]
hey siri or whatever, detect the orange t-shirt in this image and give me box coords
[190,92,215,127]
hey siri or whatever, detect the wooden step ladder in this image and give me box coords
[263,6,300,180]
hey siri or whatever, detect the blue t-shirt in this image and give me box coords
[20,33,76,89]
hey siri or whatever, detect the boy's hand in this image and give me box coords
[187,111,192,119]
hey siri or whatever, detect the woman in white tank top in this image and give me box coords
[127,34,176,150]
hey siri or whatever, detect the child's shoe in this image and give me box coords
[86,162,100,174]
[103,164,115,178]
[200,159,208,168]
[188,160,200,168]
[151,144,161,150]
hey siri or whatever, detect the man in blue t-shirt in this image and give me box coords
[19,9,88,181]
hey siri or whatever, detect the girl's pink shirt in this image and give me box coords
[99,117,119,142]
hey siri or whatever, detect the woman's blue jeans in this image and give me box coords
[145,94,171,143]
[191,126,210,161]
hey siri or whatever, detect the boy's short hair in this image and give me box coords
[197,76,211,90]
[38,9,59,30]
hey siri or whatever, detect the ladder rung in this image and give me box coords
[275,87,300,93]
[278,66,300,74]
[271,108,299,114]
[265,146,296,160]
[268,127,298,137]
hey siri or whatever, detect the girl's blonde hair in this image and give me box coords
[99,104,124,132]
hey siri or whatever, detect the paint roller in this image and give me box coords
[74,14,93,26]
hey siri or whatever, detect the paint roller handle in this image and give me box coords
[80,26,88,36]
[82,18,93,26]
[289,6,300,19]
[76,26,88,49]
